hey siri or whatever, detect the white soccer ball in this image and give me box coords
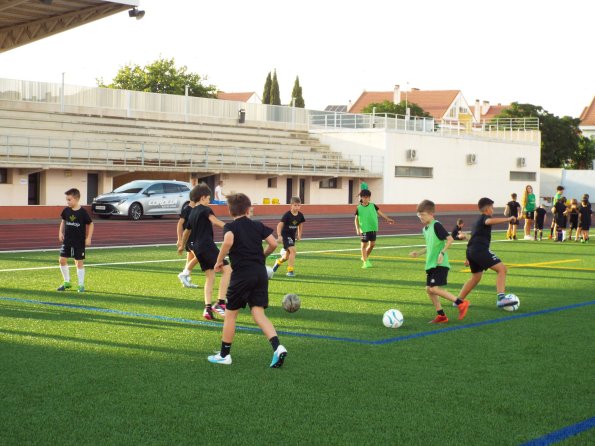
[266,266,274,279]
[383,309,404,328]
[282,294,301,313]
[502,294,520,312]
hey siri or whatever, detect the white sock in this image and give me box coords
[60,265,70,282]
[182,269,190,275]
[77,268,85,286]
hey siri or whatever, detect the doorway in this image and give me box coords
[87,173,99,205]
[348,180,354,204]
[28,172,40,205]
[299,178,305,204]
[286,178,293,204]
[195,174,216,200]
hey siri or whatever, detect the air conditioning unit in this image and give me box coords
[407,149,418,161]
[517,157,527,167]
[466,154,477,165]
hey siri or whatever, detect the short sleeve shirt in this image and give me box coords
[223,216,273,272]
[61,207,93,247]
[355,203,380,232]
[186,204,216,252]
[280,211,306,239]
[535,208,547,225]
[507,201,521,217]
[467,214,492,252]
[180,204,193,229]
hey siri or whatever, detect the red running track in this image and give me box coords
[0,214,471,251]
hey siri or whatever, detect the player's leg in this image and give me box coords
[286,246,297,277]
[178,249,199,288]
[458,271,482,300]
[426,287,448,323]
[57,255,71,291]
[273,238,290,272]
[74,258,85,292]
[213,264,231,317]
[202,269,216,320]
[208,308,238,365]
[251,306,287,368]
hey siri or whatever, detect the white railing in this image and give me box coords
[0,134,385,176]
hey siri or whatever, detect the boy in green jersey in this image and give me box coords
[410,200,469,323]
[354,189,394,268]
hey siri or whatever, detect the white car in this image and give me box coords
[92,180,191,220]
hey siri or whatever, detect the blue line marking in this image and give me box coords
[1,296,594,345]
[520,416,595,446]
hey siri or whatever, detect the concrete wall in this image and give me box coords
[540,168,595,203]
[0,169,28,206]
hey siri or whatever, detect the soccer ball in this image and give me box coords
[502,294,520,312]
[282,294,301,313]
[383,309,404,328]
[266,266,274,279]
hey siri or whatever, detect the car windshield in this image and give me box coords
[113,181,151,194]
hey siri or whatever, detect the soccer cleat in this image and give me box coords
[57,281,71,291]
[77,285,85,293]
[286,271,295,277]
[212,303,226,318]
[457,300,469,320]
[497,295,519,308]
[272,260,280,273]
[362,259,373,269]
[178,272,198,288]
[207,352,232,365]
[270,345,287,368]
[202,307,215,320]
[428,314,448,324]
[523,235,533,240]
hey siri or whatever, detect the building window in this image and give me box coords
[395,166,433,178]
[0,168,7,184]
[510,171,536,181]
[267,177,277,188]
[319,178,338,189]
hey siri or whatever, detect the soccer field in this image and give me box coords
[1,236,594,445]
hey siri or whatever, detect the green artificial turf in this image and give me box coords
[1,235,594,445]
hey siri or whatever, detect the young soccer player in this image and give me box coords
[549,185,565,239]
[451,218,467,240]
[534,204,547,241]
[178,183,231,320]
[578,194,591,243]
[57,188,94,293]
[208,193,287,367]
[553,196,567,242]
[566,199,580,241]
[272,196,306,277]
[505,193,521,240]
[409,200,469,324]
[521,185,536,240]
[354,189,395,268]
[176,199,199,288]
[457,197,519,308]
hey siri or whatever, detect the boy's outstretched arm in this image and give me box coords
[176,217,185,247]
[486,216,517,226]
[263,234,278,257]
[209,214,226,229]
[214,231,234,272]
[377,210,395,224]
[276,221,284,242]
[409,247,427,258]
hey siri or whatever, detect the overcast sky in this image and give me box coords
[1,0,593,117]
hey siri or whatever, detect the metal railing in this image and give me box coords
[0,134,385,176]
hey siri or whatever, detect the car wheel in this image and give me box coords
[98,215,111,219]
[152,215,163,219]
[128,203,143,220]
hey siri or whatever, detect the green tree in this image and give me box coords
[290,76,305,108]
[571,135,595,169]
[495,103,580,168]
[262,71,272,105]
[98,57,216,97]
[362,100,431,118]
[270,69,281,106]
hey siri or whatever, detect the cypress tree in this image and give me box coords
[291,76,305,108]
[262,72,272,105]
[270,69,281,106]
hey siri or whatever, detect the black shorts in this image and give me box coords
[282,236,296,250]
[579,224,591,231]
[60,244,85,260]
[193,246,228,271]
[185,240,194,253]
[226,267,269,310]
[426,266,449,287]
[361,231,377,243]
[524,211,534,220]
[535,220,545,230]
[467,249,501,273]
[555,217,567,229]
[569,220,578,230]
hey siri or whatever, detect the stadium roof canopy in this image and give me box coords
[0,0,140,53]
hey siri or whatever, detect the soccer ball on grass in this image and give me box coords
[383,309,404,328]
[282,294,301,313]
[502,294,520,312]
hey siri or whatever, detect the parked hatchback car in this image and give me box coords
[92,180,191,220]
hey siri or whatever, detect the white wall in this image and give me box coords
[540,168,595,203]
[42,169,90,205]
[0,169,28,205]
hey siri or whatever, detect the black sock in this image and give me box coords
[221,342,231,357]
[217,299,225,305]
[437,309,445,316]
[455,298,463,305]
[497,293,505,300]
[269,336,280,351]
[205,304,212,309]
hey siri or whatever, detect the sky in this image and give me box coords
[0,0,593,118]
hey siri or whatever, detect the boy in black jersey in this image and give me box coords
[179,184,231,320]
[176,198,199,288]
[208,193,287,368]
[57,188,94,293]
[505,193,521,240]
[271,196,306,277]
[458,197,519,308]
[451,218,467,240]
[534,204,547,241]
[578,194,591,243]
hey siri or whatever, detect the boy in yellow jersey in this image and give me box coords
[410,200,469,323]
[354,189,394,268]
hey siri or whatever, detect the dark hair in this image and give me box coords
[290,196,301,204]
[65,188,80,199]
[457,218,464,225]
[189,183,211,202]
[416,199,435,213]
[478,197,494,211]
[359,189,371,198]
[557,185,564,191]
[511,193,517,199]
[227,193,252,217]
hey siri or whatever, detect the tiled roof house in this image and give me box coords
[217,91,261,104]
[579,96,595,138]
